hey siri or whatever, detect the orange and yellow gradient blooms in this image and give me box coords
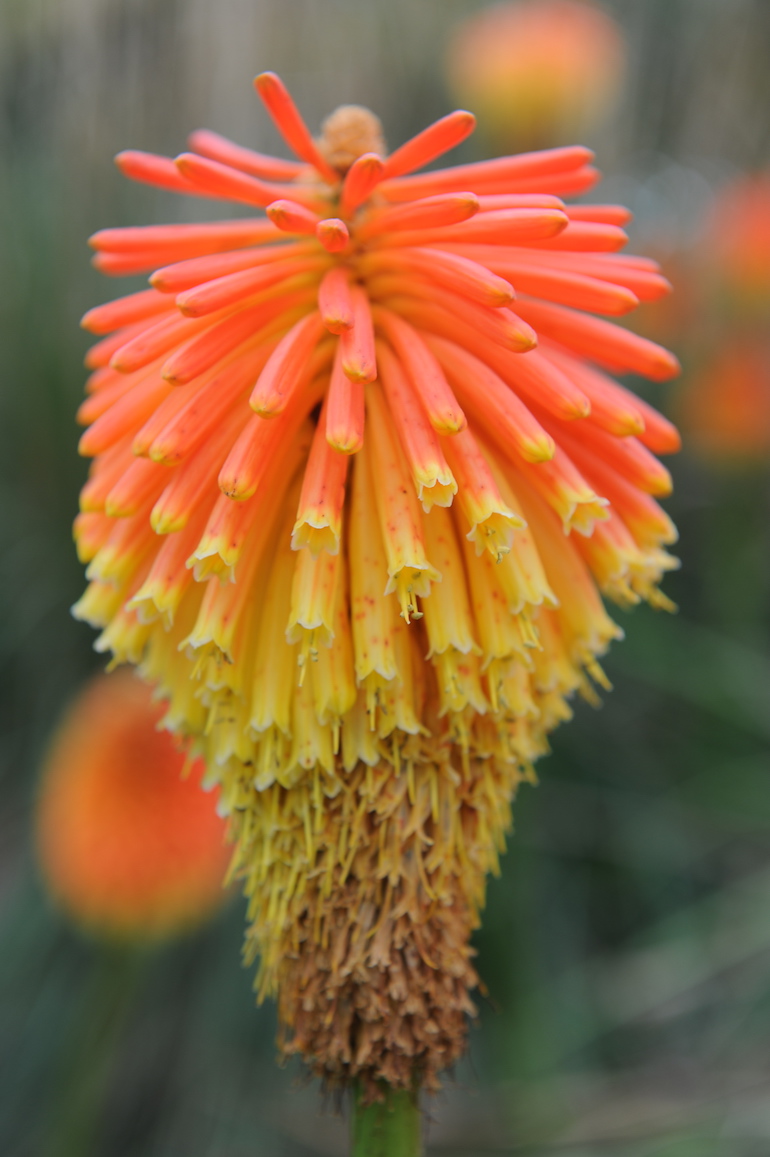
[72,73,680,1087]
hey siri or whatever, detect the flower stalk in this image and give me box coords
[351,1085,422,1157]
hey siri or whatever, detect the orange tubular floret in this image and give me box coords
[381,110,477,181]
[365,384,440,621]
[371,207,569,249]
[89,219,283,257]
[380,145,594,200]
[150,344,275,466]
[77,374,138,426]
[253,72,339,183]
[376,340,457,510]
[316,219,350,253]
[340,153,386,215]
[86,509,157,584]
[380,291,536,356]
[175,256,327,318]
[441,427,523,560]
[110,313,216,374]
[325,341,364,454]
[266,199,322,235]
[505,165,601,198]
[85,324,148,370]
[499,348,592,421]
[482,260,638,316]
[562,442,676,543]
[81,290,176,335]
[292,394,349,556]
[542,346,645,437]
[94,251,175,277]
[250,314,329,417]
[151,409,249,534]
[319,267,354,334]
[373,308,466,435]
[193,424,313,581]
[624,396,681,455]
[448,247,672,303]
[84,366,123,394]
[187,129,305,181]
[174,152,315,211]
[567,204,633,226]
[511,446,609,537]
[186,500,282,661]
[162,291,314,385]
[73,512,113,563]
[362,247,514,308]
[222,378,326,500]
[103,457,169,519]
[426,336,554,463]
[431,322,587,422]
[132,380,205,457]
[80,443,136,512]
[190,493,257,581]
[150,241,314,295]
[128,503,212,627]
[340,288,377,383]
[475,193,567,212]
[554,421,673,497]
[357,193,480,240]
[522,221,628,253]
[515,301,681,381]
[115,151,198,196]
[286,545,342,658]
[78,371,173,458]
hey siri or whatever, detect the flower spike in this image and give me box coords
[73,73,681,1103]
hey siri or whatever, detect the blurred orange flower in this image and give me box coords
[707,172,770,304]
[677,338,770,462]
[37,671,231,940]
[445,0,626,151]
[665,173,770,463]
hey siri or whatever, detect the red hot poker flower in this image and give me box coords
[74,73,680,1095]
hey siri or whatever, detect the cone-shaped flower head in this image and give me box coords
[74,73,680,1093]
[37,671,230,939]
[445,0,627,151]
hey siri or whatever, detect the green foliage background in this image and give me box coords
[0,1,769,1152]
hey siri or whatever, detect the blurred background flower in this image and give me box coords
[36,670,231,940]
[445,0,627,153]
[1,1,769,1154]
[672,172,770,464]
[34,671,231,1156]
[705,172,770,305]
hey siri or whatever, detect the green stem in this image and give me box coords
[351,1084,423,1157]
[45,944,145,1157]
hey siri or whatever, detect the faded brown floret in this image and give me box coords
[277,874,478,1099]
[227,747,530,1094]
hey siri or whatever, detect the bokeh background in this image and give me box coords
[1,0,769,1153]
